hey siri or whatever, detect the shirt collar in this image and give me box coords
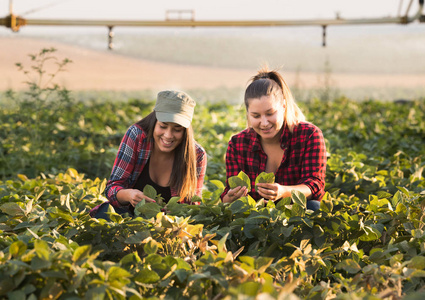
[280,125,291,149]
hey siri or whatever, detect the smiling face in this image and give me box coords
[247,95,285,142]
[153,121,185,153]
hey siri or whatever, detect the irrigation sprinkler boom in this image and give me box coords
[1,0,424,48]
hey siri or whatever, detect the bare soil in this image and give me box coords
[1,36,425,92]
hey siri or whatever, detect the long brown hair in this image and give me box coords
[244,67,305,132]
[137,112,197,200]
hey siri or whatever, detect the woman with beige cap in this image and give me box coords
[90,90,207,219]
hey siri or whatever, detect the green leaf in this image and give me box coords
[377,191,392,199]
[391,191,402,207]
[85,286,107,299]
[49,211,74,224]
[210,180,225,190]
[99,179,107,194]
[276,197,291,210]
[120,252,142,266]
[17,174,28,182]
[0,202,24,217]
[228,171,251,192]
[108,266,131,282]
[73,245,92,263]
[291,190,306,209]
[255,172,275,192]
[291,203,305,217]
[34,240,50,261]
[229,199,250,214]
[7,290,26,300]
[255,257,274,273]
[397,186,410,196]
[238,282,260,296]
[143,184,157,199]
[320,198,333,213]
[134,201,161,219]
[408,256,425,270]
[144,239,159,255]
[125,231,151,244]
[174,269,191,283]
[135,269,160,284]
[9,240,27,258]
[31,256,52,270]
[217,232,229,253]
[336,259,361,274]
[281,225,294,238]
[359,226,381,241]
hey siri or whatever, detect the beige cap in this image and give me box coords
[154,90,196,128]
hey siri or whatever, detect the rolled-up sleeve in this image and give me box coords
[298,127,327,200]
[105,125,148,206]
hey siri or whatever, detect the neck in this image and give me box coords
[151,147,175,161]
[261,135,280,146]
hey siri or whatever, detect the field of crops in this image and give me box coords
[1,52,425,299]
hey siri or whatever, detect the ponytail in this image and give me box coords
[244,67,305,132]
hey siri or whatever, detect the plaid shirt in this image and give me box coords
[222,122,327,201]
[90,123,207,216]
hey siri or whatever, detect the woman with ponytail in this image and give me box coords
[91,90,207,219]
[221,68,326,211]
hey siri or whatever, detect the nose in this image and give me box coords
[164,128,173,138]
[260,115,269,125]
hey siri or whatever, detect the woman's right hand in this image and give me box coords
[222,186,248,203]
[116,189,156,207]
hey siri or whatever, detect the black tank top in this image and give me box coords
[133,159,172,203]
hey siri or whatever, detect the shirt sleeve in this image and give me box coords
[105,125,143,207]
[195,144,208,197]
[298,127,327,200]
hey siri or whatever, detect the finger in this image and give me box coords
[235,186,248,198]
[228,186,241,197]
[135,192,156,202]
[257,183,274,189]
[231,186,242,193]
[143,196,156,203]
[258,188,273,200]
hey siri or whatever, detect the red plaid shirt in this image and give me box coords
[90,123,207,216]
[222,122,326,201]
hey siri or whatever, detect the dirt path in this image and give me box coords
[1,36,424,92]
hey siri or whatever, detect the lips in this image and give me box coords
[260,126,273,133]
[161,138,174,147]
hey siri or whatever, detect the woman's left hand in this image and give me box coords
[256,183,285,202]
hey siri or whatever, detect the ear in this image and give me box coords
[282,99,287,111]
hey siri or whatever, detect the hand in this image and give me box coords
[116,189,156,207]
[222,186,248,203]
[256,183,285,202]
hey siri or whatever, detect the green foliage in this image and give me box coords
[1,168,425,299]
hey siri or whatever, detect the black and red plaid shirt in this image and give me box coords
[222,122,327,201]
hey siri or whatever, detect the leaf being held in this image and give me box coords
[143,184,157,199]
[143,184,164,206]
[255,172,275,192]
[228,171,251,192]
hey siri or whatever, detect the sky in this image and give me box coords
[2,0,422,21]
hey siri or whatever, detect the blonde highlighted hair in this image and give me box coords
[244,67,305,132]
